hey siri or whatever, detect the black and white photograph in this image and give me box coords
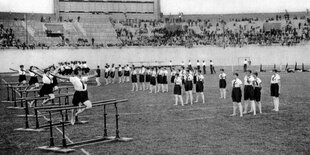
[0,0,310,154]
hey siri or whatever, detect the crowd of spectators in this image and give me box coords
[2,13,310,49]
[115,14,310,48]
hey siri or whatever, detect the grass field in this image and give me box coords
[1,66,310,155]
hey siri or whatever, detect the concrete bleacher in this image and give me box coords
[60,13,121,45]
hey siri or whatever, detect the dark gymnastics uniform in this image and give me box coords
[18,70,27,83]
[184,74,193,91]
[70,77,89,106]
[231,79,242,103]
[150,71,156,86]
[174,77,182,95]
[29,72,38,85]
[270,74,280,97]
[244,76,254,101]
[157,71,163,84]
[146,71,151,83]
[39,75,54,97]
[196,75,204,93]
[139,70,145,83]
[253,78,262,102]
[170,72,175,83]
[131,71,137,83]
[219,73,227,89]
[118,68,123,77]
[162,71,168,84]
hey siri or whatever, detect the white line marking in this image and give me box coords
[2,79,89,155]
[81,148,91,155]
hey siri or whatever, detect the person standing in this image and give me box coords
[195,70,205,103]
[173,73,184,106]
[219,69,227,99]
[197,60,200,71]
[170,68,176,84]
[184,70,194,105]
[145,67,151,90]
[253,72,263,114]
[243,70,256,115]
[118,65,123,83]
[210,60,216,74]
[95,65,101,86]
[162,68,169,92]
[270,69,281,112]
[139,66,146,91]
[243,59,248,72]
[188,60,192,70]
[149,68,157,93]
[202,60,206,74]
[124,64,130,82]
[231,73,243,117]
[110,64,116,84]
[131,67,138,91]
[104,64,110,85]
[157,67,163,93]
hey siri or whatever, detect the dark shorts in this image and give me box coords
[244,85,254,100]
[163,76,168,84]
[19,75,26,83]
[157,75,163,84]
[118,71,123,77]
[39,84,54,97]
[139,75,145,82]
[132,75,137,83]
[150,77,156,85]
[170,76,175,83]
[270,83,279,97]
[232,87,242,103]
[254,87,262,102]
[29,77,38,85]
[185,81,193,91]
[193,76,197,84]
[146,75,151,82]
[174,85,182,95]
[104,72,109,78]
[110,72,115,78]
[219,79,226,88]
[196,81,204,93]
[72,91,89,106]
[124,71,130,76]
[52,76,58,87]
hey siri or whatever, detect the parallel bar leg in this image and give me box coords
[6,84,10,101]
[11,87,14,102]
[35,109,39,129]
[25,102,29,128]
[103,105,107,137]
[65,96,68,121]
[61,111,67,147]
[49,112,55,147]
[13,88,17,107]
[114,103,120,139]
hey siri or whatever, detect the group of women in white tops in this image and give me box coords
[230,69,281,117]
[11,64,97,125]
[10,61,281,123]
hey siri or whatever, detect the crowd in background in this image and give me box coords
[1,13,310,49]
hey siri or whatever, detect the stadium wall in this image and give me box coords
[0,46,309,72]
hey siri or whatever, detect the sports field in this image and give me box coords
[1,66,310,155]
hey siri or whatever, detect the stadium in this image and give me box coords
[0,0,310,154]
